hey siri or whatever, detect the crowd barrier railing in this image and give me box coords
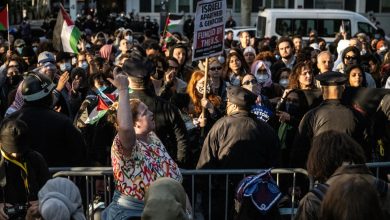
[49,162,390,220]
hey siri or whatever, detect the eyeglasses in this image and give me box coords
[210,66,222,71]
[344,56,357,61]
[16,44,25,48]
[8,65,19,68]
[242,79,257,86]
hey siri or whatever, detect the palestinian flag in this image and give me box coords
[53,5,81,53]
[0,7,8,31]
[166,14,183,32]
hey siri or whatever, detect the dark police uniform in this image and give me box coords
[290,72,368,168]
[196,86,280,220]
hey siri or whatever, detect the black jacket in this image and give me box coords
[129,90,190,167]
[197,111,281,169]
[0,150,50,204]
[290,99,368,168]
[9,105,86,167]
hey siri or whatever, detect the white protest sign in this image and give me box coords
[192,0,226,61]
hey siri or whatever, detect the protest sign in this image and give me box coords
[192,0,226,61]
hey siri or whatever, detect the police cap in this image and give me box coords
[315,71,347,86]
[227,86,257,110]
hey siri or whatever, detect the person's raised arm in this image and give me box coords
[108,75,136,152]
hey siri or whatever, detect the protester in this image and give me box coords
[319,175,385,220]
[0,118,50,220]
[295,130,390,220]
[37,177,86,220]
[142,177,191,220]
[102,74,183,219]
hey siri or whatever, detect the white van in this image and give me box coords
[257,9,377,42]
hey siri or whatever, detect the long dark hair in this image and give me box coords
[306,130,366,182]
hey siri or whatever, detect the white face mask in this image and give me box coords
[255,73,269,84]
[80,61,88,70]
[60,62,72,72]
[196,80,211,94]
[230,74,241,86]
[279,79,289,88]
[125,35,133,42]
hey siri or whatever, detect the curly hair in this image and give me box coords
[107,99,141,130]
[287,61,314,89]
[187,70,221,115]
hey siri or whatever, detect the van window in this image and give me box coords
[275,18,350,37]
[257,16,266,38]
[358,22,376,35]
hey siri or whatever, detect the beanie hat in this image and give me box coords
[243,46,256,55]
[376,40,387,51]
[38,178,86,220]
[142,177,189,220]
[0,118,30,154]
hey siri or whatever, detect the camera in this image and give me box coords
[4,203,29,220]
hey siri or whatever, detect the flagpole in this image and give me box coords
[161,13,170,45]
[200,57,209,128]
[6,4,10,52]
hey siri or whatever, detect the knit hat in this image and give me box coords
[243,46,256,55]
[99,44,113,60]
[38,178,86,220]
[0,118,30,154]
[142,177,189,220]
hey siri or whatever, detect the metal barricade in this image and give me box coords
[50,167,310,220]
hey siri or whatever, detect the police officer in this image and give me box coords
[8,72,86,167]
[196,86,280,220]
[290,71,368,168]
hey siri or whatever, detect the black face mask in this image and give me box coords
[285,102,300,116]
[151,69,165,80]
[7,75,23,87]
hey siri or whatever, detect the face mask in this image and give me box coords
[230,74,241,86]
[152,69,165,80]
[80,61,89,70]
[218,55,225,64]
[60,62,72,72]
[196,81,211,94]
[285,102,299,116]
[279,79,289,88]
[125,35,133,42]
[360,49,367,56]
[32,46,38,53]
[71,57,77,65]
[375,34,381,40]
[7,75,23,87]
[16,47,23,54]
[255,73,269,84]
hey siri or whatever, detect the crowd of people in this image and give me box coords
[0,11,390,220]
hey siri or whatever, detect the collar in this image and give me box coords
[329,164,371,179]
[282,56,296,69]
